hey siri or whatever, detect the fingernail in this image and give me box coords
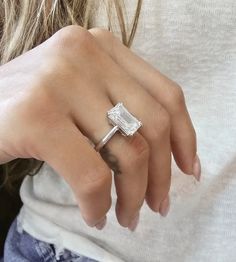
[159,195,170,217]
[192,154,201,181]
[95,216,107,230]
[128,213,140,232]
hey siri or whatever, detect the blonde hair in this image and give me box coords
[0,0,142,192]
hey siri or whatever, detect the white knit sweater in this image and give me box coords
[18,0,236,261]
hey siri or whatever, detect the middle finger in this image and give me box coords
[69,85,149,228]
[104,64,172,213]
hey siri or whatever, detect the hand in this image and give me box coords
[0,26,200,230]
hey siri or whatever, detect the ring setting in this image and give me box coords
[95,102,143,151]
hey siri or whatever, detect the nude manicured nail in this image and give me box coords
[128,213,140,232]
[95,216,107,230]
[192,154,201,181]
[159,195,170,217]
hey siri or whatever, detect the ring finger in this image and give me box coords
[70,88,149,228]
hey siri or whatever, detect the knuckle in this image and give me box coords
[89,28,113,42]
[130,134,150,156]
[148,107,171,141]
[158,109,171,132]
[89,28,120,55]
[123,135,149,168]
[169,84,186,113]
[121,195,144,214]
[52,25,94,53]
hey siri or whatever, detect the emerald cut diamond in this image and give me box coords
[107,103,142,136]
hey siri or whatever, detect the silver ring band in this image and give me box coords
[95,125,119,151]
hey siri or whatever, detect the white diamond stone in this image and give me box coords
[107,103,142,136]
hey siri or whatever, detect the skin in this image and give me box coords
[0,25,197,230]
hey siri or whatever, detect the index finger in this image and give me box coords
[35,118,112,227]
